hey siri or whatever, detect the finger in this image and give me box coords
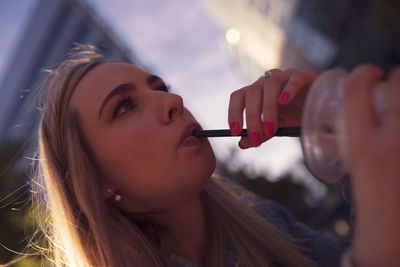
[238,69,282,148]
[386,67,400,128]
[268,69,283,75]
[259,69,282,81]
[238,136,252,149]
[342,64,384,138]
[228,88,245,136]
[279,70,316,104]
[388,66,400,80]
[342,65,383,205]
[383,78,400,129]
[261,69,297,138]
[245,84,263,147]
[259,69,282,83]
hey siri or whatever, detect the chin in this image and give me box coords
[185,150,215,191]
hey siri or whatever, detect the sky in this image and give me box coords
[0,0,34,83]
[0,0,304,179]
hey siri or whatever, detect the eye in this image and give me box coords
[155,83,171,93]
[112,98,136,119]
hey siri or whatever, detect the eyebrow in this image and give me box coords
[98,82,135,118]
[98,75,164,119]
[147,74,162,85]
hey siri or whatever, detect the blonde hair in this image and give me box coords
[34,44,316,266]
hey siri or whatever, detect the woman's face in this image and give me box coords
[70,62,216,212]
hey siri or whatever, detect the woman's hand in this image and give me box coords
[342,64,400,267]
[228,68,316,149]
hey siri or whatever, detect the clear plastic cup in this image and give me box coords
[300,68,384,183]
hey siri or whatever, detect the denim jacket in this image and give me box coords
[170,200,349,267]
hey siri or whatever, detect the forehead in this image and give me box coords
[70,62,148,110]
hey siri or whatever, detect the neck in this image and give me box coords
[165,196,206,265]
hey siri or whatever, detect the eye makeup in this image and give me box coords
[100,75,168,119]
[99,82,136,119]
[154,83,171,93]
[108,80,170,119]
[112,97,136,119]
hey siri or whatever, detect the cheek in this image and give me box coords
[96,127,170,180]
[93,126,179,200]
[91,122,216,211]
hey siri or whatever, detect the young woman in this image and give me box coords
[35,44,400,266]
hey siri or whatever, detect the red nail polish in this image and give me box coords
[263,121,275,139]
[279,91,289,103]
[229,122,240,136]
[249,131,262,147]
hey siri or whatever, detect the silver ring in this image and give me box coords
[260,70,273,79]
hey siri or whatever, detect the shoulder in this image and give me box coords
[252,200,296,233]
[252,200,350,267]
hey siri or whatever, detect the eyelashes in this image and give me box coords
[112,97,136,119]
[112,83,171,119]
[155,83,171,93]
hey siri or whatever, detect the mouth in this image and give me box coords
[179,122,203,147]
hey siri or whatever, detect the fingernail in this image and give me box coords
[263,121,275,139]
[229,122,240,136]
[279,91,289,103]
[249,131,262,147]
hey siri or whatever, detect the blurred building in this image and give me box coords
[201,0,400,81]
[0,0,139,147]
[201,0,330,81]
[296,0,400,72]
[201,0,400,239]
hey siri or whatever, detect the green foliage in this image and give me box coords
[0,142,41,267]
[13,256,42,267]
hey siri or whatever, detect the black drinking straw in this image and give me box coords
[192,126,301,138]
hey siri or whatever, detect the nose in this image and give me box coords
[161,93,184,124]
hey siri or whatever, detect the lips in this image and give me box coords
[179,122,202,146]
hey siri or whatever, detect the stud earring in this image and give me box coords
[107,188,122,202]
